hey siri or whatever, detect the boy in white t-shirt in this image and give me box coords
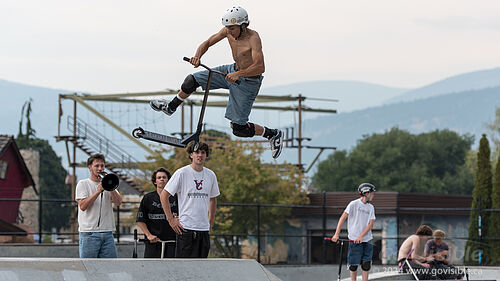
[75,154,122,258]
[331,183,376,281]
[160,142,220,258]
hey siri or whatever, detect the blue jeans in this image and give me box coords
[347,241,373,266]
[79,231,117,258]
[193,64,263,125]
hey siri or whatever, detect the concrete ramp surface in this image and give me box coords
[0,258,281,281]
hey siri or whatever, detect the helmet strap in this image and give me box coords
[237,25,244,40]
[361,193,371,203]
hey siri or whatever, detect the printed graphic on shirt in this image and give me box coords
[188,192,209,198]
[356,207,372,216]
[148,213,165,220]
[194,180,203,190]
[189,179,209,198]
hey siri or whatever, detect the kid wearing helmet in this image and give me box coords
[150,6,283,159]
[331,183,376,281]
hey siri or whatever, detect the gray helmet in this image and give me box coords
[358,183,376,195]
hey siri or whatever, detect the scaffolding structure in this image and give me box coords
[57,90,337,239]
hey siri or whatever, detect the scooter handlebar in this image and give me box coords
[183,56,241,85]
[324,237,349,242]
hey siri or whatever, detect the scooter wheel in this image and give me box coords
[132,127,144,138]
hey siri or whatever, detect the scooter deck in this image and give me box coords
[133,127,195,148]
[132,57,225,149]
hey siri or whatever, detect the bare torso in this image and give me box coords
[398,234,420,260]
[226,28,259,70]
[191,26,265,81]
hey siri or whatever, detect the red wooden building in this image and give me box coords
[0,135,36,224]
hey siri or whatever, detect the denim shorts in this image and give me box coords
[347,241,373,265]
[79,231,117,258]
[192,64,263,125]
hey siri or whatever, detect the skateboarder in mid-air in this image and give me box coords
[150,6,283,159]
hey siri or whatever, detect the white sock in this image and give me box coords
[260,127,267,137]
[176,94,185,101]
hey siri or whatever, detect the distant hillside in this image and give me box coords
[387,67,500,104]
[261,80,409,113]
[302,86,500,157]
[0,79,71,140]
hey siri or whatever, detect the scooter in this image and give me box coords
[132,229,176,259]
[132,57,240,150]
[325,237,348,281]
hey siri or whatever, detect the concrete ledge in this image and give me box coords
[0,243,142,258]
[0,258,281,281]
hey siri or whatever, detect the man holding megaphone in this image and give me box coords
[76,154,122,258]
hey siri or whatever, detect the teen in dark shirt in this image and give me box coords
[137,167,178,258]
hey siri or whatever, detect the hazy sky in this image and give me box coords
[2,0,500,93]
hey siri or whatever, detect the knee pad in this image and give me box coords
[349,265,358,272]
[181,74,200,94]
[361,260,371,271]
[231,122,255,138]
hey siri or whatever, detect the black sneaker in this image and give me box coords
[270,130,283,159]
[150,99,176,116]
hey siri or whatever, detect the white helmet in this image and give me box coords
[221,6,249,26]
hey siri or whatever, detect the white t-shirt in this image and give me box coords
[344,198,376,242]
[166,165,220,231]
[75,178,115,232]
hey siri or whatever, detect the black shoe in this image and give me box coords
[270,130,283,159]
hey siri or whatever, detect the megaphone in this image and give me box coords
[99,172,120,191]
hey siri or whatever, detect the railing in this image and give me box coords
[66,116,146,181]
[1,197,499,265]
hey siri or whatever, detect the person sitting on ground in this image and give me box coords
[398,225,435,280]
[425,229,464,280]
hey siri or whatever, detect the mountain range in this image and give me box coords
[387,67,500,104]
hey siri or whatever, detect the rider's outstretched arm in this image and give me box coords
[191,28,227,65]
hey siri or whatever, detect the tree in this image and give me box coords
[465,134,492,265]
[487,152,500,264]
[312,128,475,194]
[487,107,500,158]
[17,99,36,140]
[16,100,70,232]
[140,133,309,257]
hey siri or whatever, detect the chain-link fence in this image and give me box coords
[1,197,499,265]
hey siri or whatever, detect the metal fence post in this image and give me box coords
[116,205,120,243]
[322,191,327,264]
[396,192,400,248]
[38,195,42,243]
[478,195,482,265]
[257,198,261,263]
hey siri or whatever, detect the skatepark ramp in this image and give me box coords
[365,267,498,281]
[0,258,281,281]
